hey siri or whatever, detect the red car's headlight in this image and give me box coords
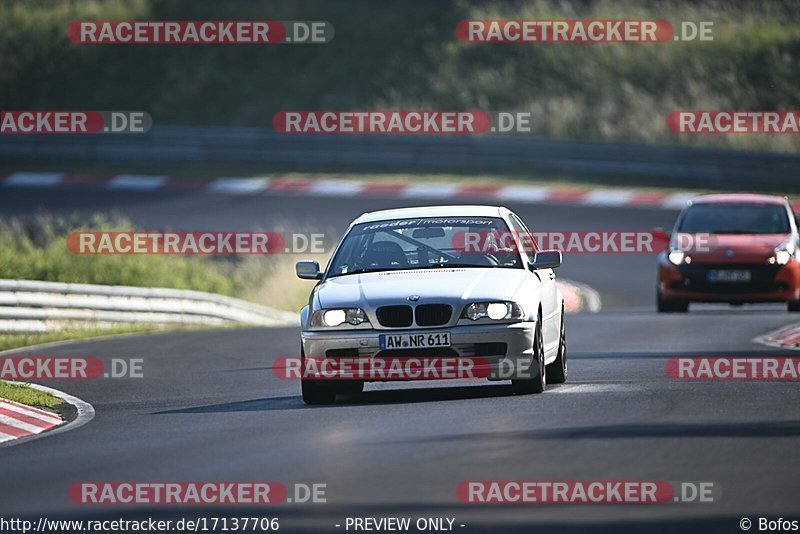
[668,249,691,265]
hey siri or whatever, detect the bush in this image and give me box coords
[0,0,798,151]
[0,213,241,296]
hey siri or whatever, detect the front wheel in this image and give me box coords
[335,380,365,395]
[301,379,337,405]
[546,308,568,384]
[300,346,337,405]
[657,291,688,313]
[511,313,546,394]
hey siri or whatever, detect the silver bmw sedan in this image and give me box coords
[296,205,567,404]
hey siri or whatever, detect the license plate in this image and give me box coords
[380,332,451,350]
[707,270,752,283]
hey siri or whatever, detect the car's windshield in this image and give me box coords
[328,216,523,276]
[678,203,790,234]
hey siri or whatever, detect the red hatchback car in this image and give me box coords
[657,194,800,312]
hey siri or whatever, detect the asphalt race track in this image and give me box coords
[1,187,799,533]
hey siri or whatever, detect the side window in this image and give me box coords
[330,232,369,274]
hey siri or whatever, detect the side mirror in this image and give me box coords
[530,250,562,270]
[296,260,322,280]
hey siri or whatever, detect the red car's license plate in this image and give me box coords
[707,270,752,283]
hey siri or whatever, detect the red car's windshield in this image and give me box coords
[678,203,790,234]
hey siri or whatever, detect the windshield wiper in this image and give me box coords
[331,264,501,277]
[420,263,493,269]
[680,229,758,235]
[329,267,393,277]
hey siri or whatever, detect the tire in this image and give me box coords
[511,312,546,394]
[302,379,337,405]
[657,291,688,313]
[788,300,800,312]
[335,380,365,395]
[300,346,336,405]
[546,308,568,384]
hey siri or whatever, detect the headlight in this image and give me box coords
[486,302,509,320]
[323,309,346,326]
[668,249,691,265]
[311,308,368,327]
[462,302,525,321]
[769,243,795,265]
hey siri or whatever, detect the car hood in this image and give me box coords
[316,268,529,309]
[676,232,790,263]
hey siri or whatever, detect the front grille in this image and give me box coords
[325,348,360,358]
[377,305,413,327]
[474,343,508,357]
[375,347,460,359]
[415,304,453,326]
[678,263,780,293]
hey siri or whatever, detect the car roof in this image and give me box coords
[354,205,507,224]
[690,193,786,206]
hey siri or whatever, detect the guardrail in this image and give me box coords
[1,126,799,192]
[0,279,297,333]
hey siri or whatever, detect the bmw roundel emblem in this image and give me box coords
[725,250,735,258]
[408,295,420,301]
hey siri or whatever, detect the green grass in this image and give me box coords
[0,213,325,314]
[0,214,310,352]
[0,380,62,409]
[0,214,245,295]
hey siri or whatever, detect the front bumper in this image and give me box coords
[300,322,535,381]
[658,259,800,303]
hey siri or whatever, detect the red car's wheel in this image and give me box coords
[657,290,688,313]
